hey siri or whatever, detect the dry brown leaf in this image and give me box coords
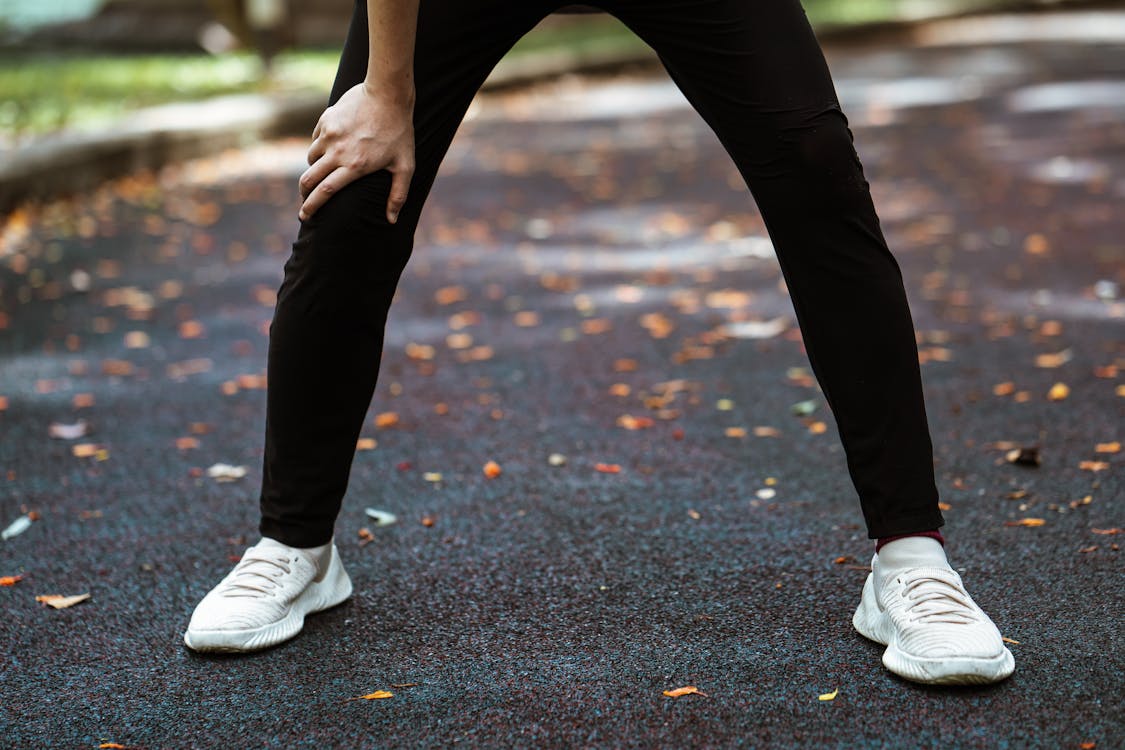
[374,412,400,428]
[36,593,91,609]
[175,437,200,450]
[663,686,707,698]
[618,415,655,431]
[1046,383,1070,401]
[1091,528,1121,535]
[1004,518,1046,527]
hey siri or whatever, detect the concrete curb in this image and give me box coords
[0,1,1106,214]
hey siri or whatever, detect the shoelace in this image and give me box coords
[898,569,980,625]
[219,550,293,598]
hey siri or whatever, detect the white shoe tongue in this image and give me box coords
[877,536,949,571]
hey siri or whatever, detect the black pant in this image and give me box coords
[258,0,945,547]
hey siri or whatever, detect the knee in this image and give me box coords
[776,106,868,194]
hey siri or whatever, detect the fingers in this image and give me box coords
[300,166,355,221]
[298,154,336,204]
[386,160,415,224]
[306,135,326,168]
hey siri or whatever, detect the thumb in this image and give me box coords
[386,164,414,224]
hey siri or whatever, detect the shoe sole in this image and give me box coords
[852,573,1015,686]
[183,546,354,653]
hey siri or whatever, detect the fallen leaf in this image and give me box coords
[833,556,853,565]
[421,516,436,527]
[663,686,707,698]
[1079,546,1098,554]
[99,744,130,749]
[938,502,953,511]
[594,463,621,474]
[364,508,397,526]
[36,592,91,609]
[1095,442,1120,454]
[808,421,828,434]
[348,690,394,701]
[725,427,747,438]
[1005,446,1040,467]
[722,317,789,340]
[818,688,839,701]
[374,412,400,428]
[716,399,734,411]
[390,682,419,688]
[48,420,89,439]
[357,527,374,547]
[756,488,776,500]
[791,399,818,416]
[618,414,655,431]
[356,438,377,451]
[1079,742,1096,750]
[548,453,567,466]
[1046,382,1070,401]
[754,426,780,437]
[1034,349,1072,368]
[0,574,24,586]
[206,463,247,482]
[1091,528,1121,535]
[423,472,443,483]
[175,436,200,450]
[687,509,701,520]
[72,443,101,458]
[1005,518,1046,527]
[1079,460,1110,472]
[1002,637,1020,645]
[483,460,502,478]
[1,514,34,540]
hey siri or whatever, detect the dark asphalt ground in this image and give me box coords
[2,12,1123,749]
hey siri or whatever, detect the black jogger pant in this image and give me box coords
[258,0,946,547]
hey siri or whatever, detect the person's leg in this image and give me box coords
[185,0,555,652]
[259,0,555,548]
[601,0,1011,684]
[601,0,942,541]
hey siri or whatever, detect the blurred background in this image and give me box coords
[0,0,1075,143]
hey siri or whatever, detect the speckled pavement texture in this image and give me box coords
[1,17,1122,749]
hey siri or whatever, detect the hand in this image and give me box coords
[299,81,416,224]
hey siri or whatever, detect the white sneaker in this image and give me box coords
[852,536,1015,685]
[183,536,353,653]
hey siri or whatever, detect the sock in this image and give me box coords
[258,536,333,573]
[875,529,944,554]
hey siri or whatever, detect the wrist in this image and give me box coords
[362,77,415,107]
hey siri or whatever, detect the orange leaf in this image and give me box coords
[483,460,502,478]
[99,744,129,749]
[1091,528,1121,535]
[374,412,400,428]
[1095,442,1120,454]
[356,438,377,451]
[663,685,706,698]
[1079,460,1110,472]
[0,574,24,586]
[594,463,621,474]
[175,437,200,450]
[1004,518,1046,527]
